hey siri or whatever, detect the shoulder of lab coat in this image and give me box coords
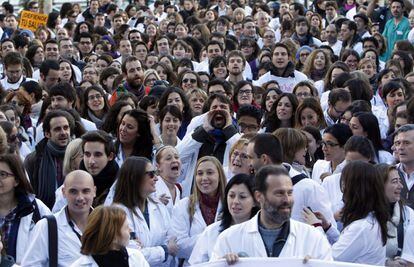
[22,208,82,267]
[155,178,181,214]
[188,220,221,265]
[15,198,51,264]
[321,173,343,215]
[103,180,117,206]
[169,197,222,260]
[286,165,337,229]
[211,214,332,261]
[401,224,414,263]
[185,113,206,137]
[80,118,98,131]
[311,160,332,183]
[378,150,395,164]
[69,248,149,267]
[53,185,66,213]
[115,200,171,266]
[332,213,386,265]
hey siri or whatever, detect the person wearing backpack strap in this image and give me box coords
[22,170,96,267]
[0,154,51,265]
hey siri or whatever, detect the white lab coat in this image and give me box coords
[287,164,337,230]
[253,70,307,93]
[402,225,414,263]
[176,129,240,197]
[69,248,149,267]
[210,214,333,261]
[114,198,172,267]
[22,207,83,267]
[311,160,333,183]
[14,198,51,264]
[188,220,221,265]
[332,213,386,266]
[168,197,222,264]
[154,178,181,215]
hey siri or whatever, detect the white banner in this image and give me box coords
[193,257,381,267]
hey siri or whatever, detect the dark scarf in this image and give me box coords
[199,192,219,226]
[92,247,129,267]
[292,33,314,47]
[3,193,36,259]
[208,129,225,144]
[87,109,106,129]
[79,160,119,198]
[38,140,66,208]
[123,82,145,101]
[0,255,15,267]
[310,69,326,81]
[270,61,296,78]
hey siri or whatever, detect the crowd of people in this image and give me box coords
[1,0,414,266]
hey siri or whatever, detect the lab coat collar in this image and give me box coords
[246,212,294,237]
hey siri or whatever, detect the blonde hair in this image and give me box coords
[63,138,83,176]
[188,156,227,222]
[229,138,249,162]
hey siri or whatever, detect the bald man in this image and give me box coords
[22,170,96,267]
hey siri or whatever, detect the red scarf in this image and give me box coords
[199,192,219,226]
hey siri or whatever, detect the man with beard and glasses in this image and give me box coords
[211,165,332,263]
[109,56,145,105]
[322,24,343,57]
[177,94,240,196]
[24,110,74,209]
[245,133,337,233]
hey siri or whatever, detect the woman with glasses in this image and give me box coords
[109,156,177,266]
[176,70,203,93]
[232,81,258,113]
[292,81,318,103]
[224,139,250,180]
[158,87,192,140]
[81,86,109,129]
[0,153,51,265]
[169,156,226,265]
[312,123,353,183]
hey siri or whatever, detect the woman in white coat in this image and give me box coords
[169,156,227,265]
[332,161,389,265]
[154,146,182,214]
[189,173,259,264]
[376,164,414,266]
[0,154,51,265]
[70,205,149,267]
[111,156,178,266]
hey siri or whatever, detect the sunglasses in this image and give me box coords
[183,78,197,84]
[145,170,157,178]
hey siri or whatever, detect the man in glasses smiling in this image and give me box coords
[324,88,352,127]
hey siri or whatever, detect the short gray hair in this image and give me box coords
[395,124,414,135]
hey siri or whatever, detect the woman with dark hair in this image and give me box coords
[0,154,51,264]
[176,70,202,93]
[260,87,282,115]
[240,38,260,80]
[362,48,382,72]
[292,81,318,103]
[375,164,414,266]
[154,62,176,85]
[209,56,228,80]
[341,49,360,72]
[46,11,61,39]
[70,205,149,266]
[314,61,349,97]
[25,45,44,71]
[302,125,324,169]
[158,87,192,139]
[262,93,299,132]
[107,157,176,266]
[81,86,110,129]
[312,123,353,183]
[295,97,327,130]
[59,59,78,87]
[170,156,227,265]
[333,161,389,265]
[349,112,394,163]
[73,21,94,42]
[382,81,406,122]
[158,105,183,147]
[115,109,154,166]
[189,173,258,264]
[101,101,133,136]
[232,81,258,113]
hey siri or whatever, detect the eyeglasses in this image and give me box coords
[332,105,346,116]
[145,170,157,178]
[321,141,339,148]
[88,94,103,101]
[0,170,15,180]
[239,89,252,95]
[231,150,249,160]
[183,78,196,84]
[295,92,311,98]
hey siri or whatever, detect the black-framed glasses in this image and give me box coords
[320,141,339,148]
[332,105,346,116]
[239,89,252,95]
[145,170,157,178]
[183,78,196,84]
[0,170,15,180]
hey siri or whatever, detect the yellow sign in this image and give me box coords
[19,11,48,32]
